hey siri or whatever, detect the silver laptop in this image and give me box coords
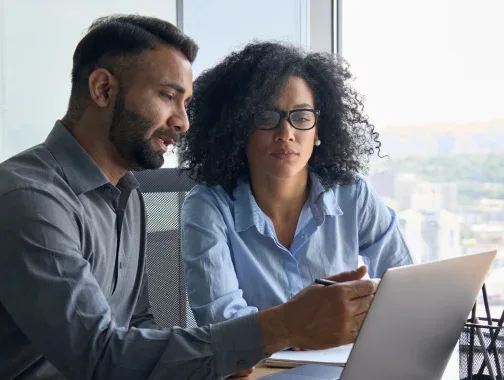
[262,250,497,380]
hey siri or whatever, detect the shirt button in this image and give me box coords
[119,262,124,269]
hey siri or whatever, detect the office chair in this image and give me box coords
[134,168,197,328]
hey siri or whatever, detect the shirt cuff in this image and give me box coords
[210,312,267,377]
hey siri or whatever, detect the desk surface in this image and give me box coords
[247,346,459,379]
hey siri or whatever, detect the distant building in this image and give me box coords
[411,181,459,213]
[399,209,462,263]
[411,182,443,211]
[460,198,504,227]
[461,223,504,268]
[369,170,459,213]
[368,170,396,199]
[394,173,420,211]
[440,182,459,212]
[369,170,464,264]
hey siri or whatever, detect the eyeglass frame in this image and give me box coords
[253,108,321,131]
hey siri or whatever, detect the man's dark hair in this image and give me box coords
[67,14,198,121]
[179,41,383,196]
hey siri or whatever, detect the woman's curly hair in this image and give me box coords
[178,41,383,196]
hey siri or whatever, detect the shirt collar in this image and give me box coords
[307,172,343,226]
[233,172,343,233]
[233,177,265,233]
[44,121,138,195]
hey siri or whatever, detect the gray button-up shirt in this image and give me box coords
[0,122,264,379]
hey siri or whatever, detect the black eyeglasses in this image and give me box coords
[253,108,320,130]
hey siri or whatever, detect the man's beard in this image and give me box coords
[108,92,165,170]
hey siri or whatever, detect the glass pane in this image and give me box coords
[0,0,178,167]
[255,111,281,129]
[291,110,315,129]
[183,0,310,77]
[343,0,504,314]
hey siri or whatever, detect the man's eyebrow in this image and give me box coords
[160,82,186,94]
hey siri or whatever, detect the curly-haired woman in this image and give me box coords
[179,42,413,334]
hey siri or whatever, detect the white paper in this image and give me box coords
[268,344,353,365]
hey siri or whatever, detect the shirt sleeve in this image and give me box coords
[0,188,264,380]
[355,179,415,278]
[181,188,259,326]
[129,266,159,330]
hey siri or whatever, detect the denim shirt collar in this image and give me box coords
[233,172,343,233]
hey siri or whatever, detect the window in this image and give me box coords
[343,0,504,313]
[0,0,178,166]
[178,0,334,166]
[182,0,329,78]
[1,0,335,167]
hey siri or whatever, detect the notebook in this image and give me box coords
[264,345,352,368]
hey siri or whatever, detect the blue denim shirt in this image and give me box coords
[181,173,414,326]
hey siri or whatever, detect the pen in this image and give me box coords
[315,277,382,289]
[315,278,337,286]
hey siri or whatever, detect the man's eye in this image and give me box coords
[161,92,174,101]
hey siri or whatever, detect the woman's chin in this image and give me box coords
[261,169,308,181]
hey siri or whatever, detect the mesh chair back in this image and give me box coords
[135,168,197,328]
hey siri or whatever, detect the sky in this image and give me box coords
[342,0,504,128]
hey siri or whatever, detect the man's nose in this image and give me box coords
[170,106,190,133]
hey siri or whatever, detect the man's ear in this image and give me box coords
[88,68,118,108]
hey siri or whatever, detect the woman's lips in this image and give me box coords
[270,149,299,159]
